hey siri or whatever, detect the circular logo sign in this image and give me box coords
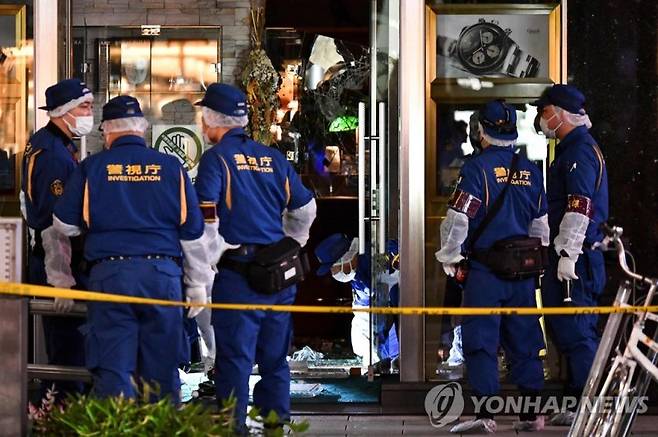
[424,382,465,428]
[153,126,203,173]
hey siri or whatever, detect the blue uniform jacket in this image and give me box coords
[449,146,547,252]
[547,126,608,244]
[54,135,203,261]
[194,128,313,245]
[22,122,78,231]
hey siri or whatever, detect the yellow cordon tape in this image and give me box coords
[1,282,657,316]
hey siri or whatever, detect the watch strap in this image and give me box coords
[437,35,458,58]
[502,43,540,78]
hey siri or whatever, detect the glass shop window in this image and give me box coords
[72,26,221,182]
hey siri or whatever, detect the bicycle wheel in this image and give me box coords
[586,358,636,437]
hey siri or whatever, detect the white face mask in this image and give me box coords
[332,252,358,282]
[539,113,562,139]
[333,268,356,283]
[64,113,94,137]
[331,238,360,282]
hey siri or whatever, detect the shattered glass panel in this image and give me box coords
[297,35,369,198]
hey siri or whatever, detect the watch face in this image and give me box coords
[456,21,510,74]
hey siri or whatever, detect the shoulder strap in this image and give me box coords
[589,143,605,192]
[467,152,519,252]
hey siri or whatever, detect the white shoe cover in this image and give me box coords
[450,418,497,434]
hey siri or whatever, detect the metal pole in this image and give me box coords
[65,0,72,77]
[28,364,92,383]
[399,0,425,382]
[358,102,366,255]
[378,102,386,253]
[34,0,59,130]
[368,0,378,375]
[30,299,87,317]
[0,298,28,437]
[0,219,25,436]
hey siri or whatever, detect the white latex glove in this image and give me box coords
[186,286,207,318]
[557,257,579,282]
[53,298,74,313]
[438,254,465,277]
[41,226,76,289]
[282,198,317,246]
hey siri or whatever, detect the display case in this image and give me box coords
[424,3,564,380]
[266,31,369,200]
[0,4,29,205]
[431,3,562,101]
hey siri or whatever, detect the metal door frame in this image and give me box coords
[398,0,425,382]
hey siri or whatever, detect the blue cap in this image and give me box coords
[195,83,248,117]
[314,233,352,276]
[531,84,586,114]
[101,95,144,122]
[39,78,92,111]
[478,100,518,141]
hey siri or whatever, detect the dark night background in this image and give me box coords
[568,0,658,278]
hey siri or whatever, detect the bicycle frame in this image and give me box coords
[569,226,658,437]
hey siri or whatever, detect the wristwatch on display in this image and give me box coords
[437,18,540,78]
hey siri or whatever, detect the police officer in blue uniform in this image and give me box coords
[315,234,400,369]
[194,83,316,432]
[532,85,608,426]
[48,96,213,402]
[21,78,94,397]
[436,100,549,433]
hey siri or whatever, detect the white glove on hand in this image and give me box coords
[438,253,465,277]
[557,257,579,282]
[41,226,76,289]
[186,286,207,318]
[53,298,74,313]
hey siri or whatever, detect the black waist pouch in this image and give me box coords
[472,237,548,280]
[246,237,309,294]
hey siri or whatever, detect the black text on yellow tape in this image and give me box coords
[1,282,657,316]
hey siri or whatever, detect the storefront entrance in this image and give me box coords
[264,0,404,403]
[61,0,408,405]
[8,0,427,411]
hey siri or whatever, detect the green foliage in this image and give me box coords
[248,406,310,437]
[32,390,236,436]
[29,386,309,436]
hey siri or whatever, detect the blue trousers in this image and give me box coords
[212,267,295,430]
[542,249,606,393]
[85,259,183,402]
[28,252,86,397]
[462,262,545,396]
